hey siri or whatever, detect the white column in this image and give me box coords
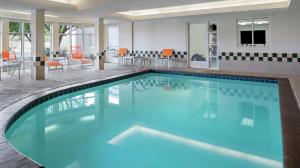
[95,17,105,70]
[52,22,60,54]
[31,9,45,80]
[1,18,9,51]
[131,21,134,52]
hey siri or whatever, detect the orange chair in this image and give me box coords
[2,51,16,61]
[162,49,174,58]
[157,49,174,68]
[71,45,93,66]
[119,48,128,57]
[45,56,64,71]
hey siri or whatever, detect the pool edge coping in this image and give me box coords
[0,69,299,168]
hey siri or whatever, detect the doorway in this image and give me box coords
[188,21,219,69]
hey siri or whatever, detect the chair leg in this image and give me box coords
[18,67,20,79]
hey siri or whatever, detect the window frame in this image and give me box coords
[0,19,2,53]
[59,24,95,57]
[8,20,32,61]
[106,25,119,51]
[237,17,270,47]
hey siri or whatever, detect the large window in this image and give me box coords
[237,18,269,47]
[23,23,31,58]
[72,26,83,49]
[107,26,119,50]
[106,26,119,63]
[83,27,95,56]
[9,21,22,58]
[59,25,95,57]
[0,19,2,53]
[59,25,72,55]
[45,24,52,57]
[9,21,31,60]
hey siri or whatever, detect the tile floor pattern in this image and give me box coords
[0,64,135,112]
[1,64,299,111]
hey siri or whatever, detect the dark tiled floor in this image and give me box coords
[278,79,300,168]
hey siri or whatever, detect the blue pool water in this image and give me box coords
[6,73,283,168]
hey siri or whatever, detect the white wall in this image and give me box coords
[216,10,300,53]
[134,19,187,51]
[115,8,300,53]
[112,5,300,74]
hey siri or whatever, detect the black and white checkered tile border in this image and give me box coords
[219,87,278,102]
[219,52,300,63]
[130,50,188,59]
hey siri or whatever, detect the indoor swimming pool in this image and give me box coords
[6,73,283,168]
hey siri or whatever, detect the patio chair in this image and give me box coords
[113,48,129,64]
[156,49,174,69]
[1,51,19,76]
[71,45,93,67]
[2,51,17,62]
[122,48,135,64]
[45,56,64,71]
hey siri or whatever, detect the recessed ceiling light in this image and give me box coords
[118,0,289,17]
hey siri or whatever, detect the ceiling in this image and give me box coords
[0,0,296,22]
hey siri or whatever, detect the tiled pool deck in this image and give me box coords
[0,64,299,168]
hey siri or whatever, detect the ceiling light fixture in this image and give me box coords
[0,9,60,18]
[48,0,75,5]
[0,9,30,15]
[118,0,289,17]
[46,14,59,18]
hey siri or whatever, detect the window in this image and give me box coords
[45,24,52,57]
[59,25,72,54]
[237,18,269,47]
[107,26,119,51]
[23,23,31,59]
[82,27,95,57]
[9,21,31,60]
[0,19,2,53]
[72,26,83,51]
[59,24,95,58]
